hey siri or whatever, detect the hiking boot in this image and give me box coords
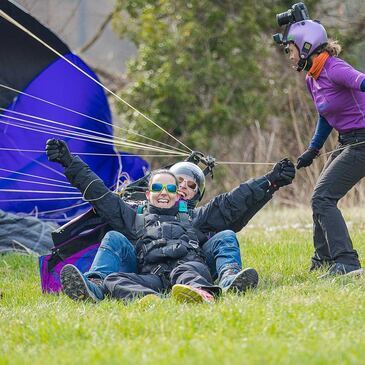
[171,284,215,304]
[60,264,104,302]
[219,267,259,293]
[318,262,364,279]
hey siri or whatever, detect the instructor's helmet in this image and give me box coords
[286,20,327,71]
[170,162,205,208]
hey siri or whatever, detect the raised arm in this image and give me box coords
[46,139,138,240]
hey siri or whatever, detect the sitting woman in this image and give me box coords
[46,138,221,303]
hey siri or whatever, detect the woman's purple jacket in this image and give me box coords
[306,56,365,149]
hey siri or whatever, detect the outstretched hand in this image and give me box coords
[296,148,319,169]
[45,139,73,168]
[266,158,296,190]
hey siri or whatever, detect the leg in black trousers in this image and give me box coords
[103,272,166,302]
[311,142,365,269]
[170,261,221,296]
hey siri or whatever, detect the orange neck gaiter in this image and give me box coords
[307,52,330,80]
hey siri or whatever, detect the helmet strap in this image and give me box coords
[298,44,326,72]
[304,58,313,71]
[296,57,308,72]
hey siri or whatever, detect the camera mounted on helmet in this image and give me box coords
[273,2,327,72]
[273,2,310,47]
[276,2,310,27]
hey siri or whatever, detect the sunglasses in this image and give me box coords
[150,183,177,193]
[177,176,197,190]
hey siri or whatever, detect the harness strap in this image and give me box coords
[135,204,146,236]
[177,211,190,225]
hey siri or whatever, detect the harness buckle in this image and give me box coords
[188,240,199,249]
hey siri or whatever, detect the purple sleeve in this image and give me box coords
[328,59,365,90]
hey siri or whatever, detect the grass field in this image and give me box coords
[1,208,365,365]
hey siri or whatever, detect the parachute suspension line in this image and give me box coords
[0,115,187,155]
[3,141,68,179]
[0,107,185,155]
[0,176,77,189]
[215,141,365,167]
[0,148,187,158]
[0,11,193,153]
[0,189,81,195]
[0,108,164,154]
[0,114,186,155]
[0,167,70,185]
[216,161,276,165]
[0,117,188,156]
[35,201,90,215]
[319,140,365,157]
[115,148,123,192]
[0,196,84,202]
[0,93,187,154]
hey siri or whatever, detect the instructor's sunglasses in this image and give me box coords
[177,176,197,190]
[150,183,177,193]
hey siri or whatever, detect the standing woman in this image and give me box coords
[276,15,365,277]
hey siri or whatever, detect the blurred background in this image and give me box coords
[15,0,365,207]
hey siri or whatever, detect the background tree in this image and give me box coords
[113,0,365,204]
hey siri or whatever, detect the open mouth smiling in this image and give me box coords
[178,190,187,198]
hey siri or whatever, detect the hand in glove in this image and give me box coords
[45,139,73,167]
[296,148,319,169]
[266,158,296,190]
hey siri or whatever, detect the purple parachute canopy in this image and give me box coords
[0,0,149,222]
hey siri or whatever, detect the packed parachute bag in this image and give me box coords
[40,151,215,294]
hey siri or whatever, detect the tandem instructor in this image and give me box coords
[274,2,365,277]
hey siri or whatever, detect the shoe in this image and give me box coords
[60,264,104,302]
[219,267,259,293]
[318,262,364,279]
[309,259,333,272]
[138,294,163,307]
[171,284,214,303]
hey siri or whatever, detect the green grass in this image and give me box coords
[1,208,365,365]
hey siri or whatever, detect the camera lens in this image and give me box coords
[276,10,293,26]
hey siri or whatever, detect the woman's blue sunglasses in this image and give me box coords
[150,183,177,193]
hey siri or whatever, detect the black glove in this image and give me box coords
[266,158,296,190]
[45,139,73,168]
[296,148,319,169]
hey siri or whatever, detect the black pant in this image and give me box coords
[103,261,220,301]
[311,130,365,267]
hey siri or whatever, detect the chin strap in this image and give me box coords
[297,58,308,72]
[296,51,315,72]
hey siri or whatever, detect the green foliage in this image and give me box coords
[113,1,293,150]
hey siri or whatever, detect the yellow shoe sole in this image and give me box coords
[172,284,207,304]
[138,294,162,306]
